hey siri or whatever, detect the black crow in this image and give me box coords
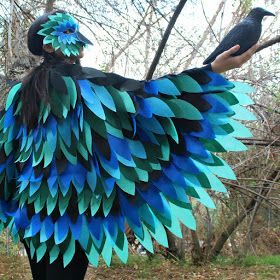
[203,7,275,65]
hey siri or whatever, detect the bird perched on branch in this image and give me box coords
[203,7,275,65]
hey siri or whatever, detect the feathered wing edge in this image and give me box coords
[0,66,255,267]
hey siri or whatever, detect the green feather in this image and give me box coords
[116,173,135,195]
[47,194,58,214]
[86,243,99,267]
[170,203,196,230]
[59,192,70,215]
[83,120,92,153]
[43,142,53,168]
[49,244,60,264]
[36,242,47,262]
[102,192,115,217]
[63,237,76,267]
[5,83,21,110]
[63,77,77,108]
[149,215,168,247]
[58,137,77,165]
[195,187,216,209]
[90,195,102,216]
[159,118,179,143]
[165,210,182,238]
[113,232,128,263]
[108,87,136,113]
[135,226,154,253]
[172,75,202,93]
[166,99,202,120]
[78,189,91,214]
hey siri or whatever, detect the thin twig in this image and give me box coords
[200,0,219,43]
[225,181,280,211]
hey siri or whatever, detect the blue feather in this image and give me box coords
[54,215,70,244]
[163,163,187,187]
[108,135,132,161]
[86,163,96,193]
[104,215,118,244]
[40,216,54,242]
[30,214,41,237]
[184,135,208,157]
[172,154,200,174]
[144,81,158,95]
[69,215,83,240]
[104,178,115,197]
[190,119,215,139]
[70,215,83,240]
[156,79,180,95]
[14,206,29,229]
[58,116,72,147]
[152,176,178,199]
[136,97,153,118]
[118,191,142,230]
[4,105,15,128]
[138,185,165,213]
[88,216,103,242]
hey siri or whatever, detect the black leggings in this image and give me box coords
[22,241,89,280]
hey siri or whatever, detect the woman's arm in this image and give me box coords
[210,44,258,73]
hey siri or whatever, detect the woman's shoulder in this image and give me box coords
[53,64,144,92]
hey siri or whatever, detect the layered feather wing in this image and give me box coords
[0,65,255,266]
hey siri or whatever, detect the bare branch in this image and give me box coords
[256,35,280,53]
[146,0,188,80]
[239,137,280,147]
[184,0,225,68]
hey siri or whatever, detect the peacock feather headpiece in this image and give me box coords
[37,12,93,57]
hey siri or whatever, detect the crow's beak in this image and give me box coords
[77,31,93,45]
[264,10,275,16]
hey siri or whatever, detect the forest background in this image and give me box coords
[0,0,279,279]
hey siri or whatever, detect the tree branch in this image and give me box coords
[239,137,280,147]
[208,171,280,260]
[184,0,225,68]
[256,35,280,53]
[45,0,55,12]
[146,0,188,80]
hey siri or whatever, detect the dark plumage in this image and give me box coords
[203,7,275,65]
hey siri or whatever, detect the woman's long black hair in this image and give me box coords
[20,10,80,130]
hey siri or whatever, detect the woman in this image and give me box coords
[0,10,256,280]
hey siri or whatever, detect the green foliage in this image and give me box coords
[214,255,280,267]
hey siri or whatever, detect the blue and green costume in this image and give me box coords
[0,12,255,267]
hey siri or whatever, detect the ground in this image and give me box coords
[0,255,279,280]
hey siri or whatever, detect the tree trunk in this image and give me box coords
[190,230,204,265]
[207,171,279,261]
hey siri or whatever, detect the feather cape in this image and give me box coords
[0,64,255,266]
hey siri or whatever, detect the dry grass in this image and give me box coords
[0,255,279,280]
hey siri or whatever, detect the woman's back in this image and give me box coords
[0,9,256,280]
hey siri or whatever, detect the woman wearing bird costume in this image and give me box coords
[0,10,257,280]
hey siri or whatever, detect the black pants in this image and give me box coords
[22,241,89,280]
